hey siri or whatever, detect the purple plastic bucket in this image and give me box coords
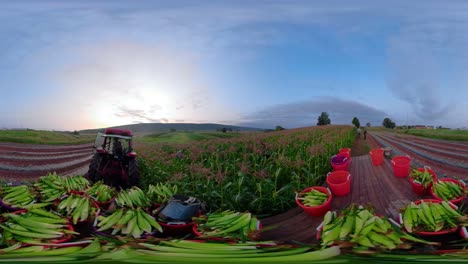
[331,155,347,165]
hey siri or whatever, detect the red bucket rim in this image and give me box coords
[370,148,384,154]
[326,171,351,186]
[331,155,348,165]
[409,168,437,184]
[430,178,466,204]
[392,156,411,164]
[402,199,459,235]
[295,186,332,210]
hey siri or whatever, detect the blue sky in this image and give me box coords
[1,0,467,130]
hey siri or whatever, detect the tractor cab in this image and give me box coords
[93,128,136,160]
[88,128,139,189]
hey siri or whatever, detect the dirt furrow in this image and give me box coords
[379,134,468,169]
[0,153,92,166]
[393,134,468,153]
[371,133,467,179]
[0,148,91,157]
[399,134,468,148]
[0,158,92,182]
[0,160,90,182]
[367,133,384,150]
[385,134,468,161]
[0,156,92,172]
[0,143,93,153]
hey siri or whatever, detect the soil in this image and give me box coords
[0,142,93,183]
[370,132,468,179]
[350,134,375,157]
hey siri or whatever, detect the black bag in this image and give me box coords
[157,194,206,223]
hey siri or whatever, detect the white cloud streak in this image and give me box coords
[2,1,468,128]
[240,97,388,129]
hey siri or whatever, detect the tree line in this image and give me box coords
[315,112,396,128]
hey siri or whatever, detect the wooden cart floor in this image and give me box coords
[260,154,427,244]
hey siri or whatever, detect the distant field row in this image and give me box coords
[0,130,95,145]
[368,127,468,141]
[135,131,243,143]
[2,126,467,145]
[0,130,245,145]
[403,128,468,141]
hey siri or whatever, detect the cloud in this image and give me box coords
[2,1,468,129]
[115,106,161,123]
[240,97,388,129]
[383,2,468,123]
[385,43,452,121]
[33,39,239,129]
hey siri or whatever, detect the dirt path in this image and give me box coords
[350,132,379,157]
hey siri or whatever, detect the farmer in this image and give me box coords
[175,149,185,159]
[363,128,367,140]
[112,138,123,158]
[357,127,361,138]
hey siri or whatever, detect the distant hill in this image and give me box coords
[79,123,262,135]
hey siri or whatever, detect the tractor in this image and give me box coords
[87,128,140,189]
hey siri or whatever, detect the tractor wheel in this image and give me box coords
[87,154,103,183]
[128,159,140,187]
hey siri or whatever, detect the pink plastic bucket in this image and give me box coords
[326,171,351,196]
[391,156,411,178]
[369,148,384,166]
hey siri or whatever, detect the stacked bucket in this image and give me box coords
[327,148,351,197]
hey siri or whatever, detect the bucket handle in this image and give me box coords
[423,166,431,170]
[461,227,468,239]
[388,218,400,228]
[448,201,458,210]
[316,221,324,232]
[93,209,101,227]
[459,179,466,187]
[347,174,351,181]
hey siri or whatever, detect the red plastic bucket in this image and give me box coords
[331,155,350,171]
[338,152,351,160]
[159,221,195,236]
[430,178,466,205]
[295,186,332,217]
[391,156,411,178]
[338,149,351,160]
[369,148,384,166]
[95,197,115,211]
[339,148,351,154]
[326,171,351,196]
[409,167,437,196]
[400,199,459,235]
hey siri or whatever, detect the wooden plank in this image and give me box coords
[260,153,431,243]
[364,157,389,216]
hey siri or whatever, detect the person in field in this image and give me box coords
[363,128,367,140]
[357,127,361,138]
[112,138,123,158]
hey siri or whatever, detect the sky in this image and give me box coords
[1,0,468,130]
